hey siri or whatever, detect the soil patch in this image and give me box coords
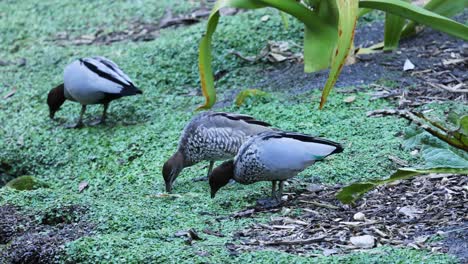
[224,175,467,262]
[242,12,467,107]
[0,204,93,263]
[52,6,239,46]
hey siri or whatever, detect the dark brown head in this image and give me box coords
[209,160,235,198]
[47,83,66,119]
[162,151,185,193]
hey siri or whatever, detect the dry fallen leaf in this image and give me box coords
[306,184,323,193]
[343,95,356,103]
[350,235,375,249]
[261,15,270,22]
[322,248,338,256]
[398,205,422,219]
[403,59,415,71]
[3,88,16,99]
[78,181,88,192]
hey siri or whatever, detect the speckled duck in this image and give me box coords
[162,111,273,192]
[209,131,343,200]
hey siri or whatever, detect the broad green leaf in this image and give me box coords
[358,8,373,17]
[283,0,338,73]
[235,89,270,106]
[336,183,374,204]
[401,0,466,38]
[319,0,359,109]
[198,0,336,109]
[279,11,289,29]
[460,115,468,135]
[383,0,410,51]
[360,0,468,41]
[447,111,461,127]
[422,146,468,168]
[336,167,468,204]
[197,0,267,110]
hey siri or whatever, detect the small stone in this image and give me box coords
[261,15,270,22]
[353,212,366,221]
[306,184,323,193]
[350,235,375,249]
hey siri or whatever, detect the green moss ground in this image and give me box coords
[0,1,464,263]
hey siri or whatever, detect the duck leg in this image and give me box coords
[67,105,86,128]
[256,181,281,208]
[271,181,278,198]
[90,103,109,126]
[278,181,285,199]
[192,161,215,182]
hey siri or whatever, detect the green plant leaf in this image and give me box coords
[360,0,468,41]
[319,0,359,109]
[383,0,409,51]
[235,89,270,106]
[197,0,268,110]
[460,115,468,135]
[197,0,336,109]
[279,10,289,29]
[422,146,468,168]
[336,182,375,204]
[401,0,466,38]
[336,167,468,204]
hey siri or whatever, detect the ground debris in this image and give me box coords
[231,175,467,259]
[51,6,240,46]
[0,204,93,263]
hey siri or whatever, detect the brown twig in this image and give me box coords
[367,109,467,151]
[263,236,327,246]
[298,200,339,210]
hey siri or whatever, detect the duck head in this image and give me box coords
[209,160,235,198]
[47,83,66,119]
[162,151,185,193]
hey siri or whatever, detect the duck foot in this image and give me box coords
[192,176,208,182]
[256,197,283,209]
[65,121,84,129]
[89,119,105,126]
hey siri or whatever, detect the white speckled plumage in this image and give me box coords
[178,111,273,165]
[162,111,273,192]
[233,131,343,184]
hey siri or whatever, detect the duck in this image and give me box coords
[47,56,142,128]
[209,131,343,201]
[162,111,273,192]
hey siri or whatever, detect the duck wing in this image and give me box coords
[78,57,141,95]
[256,131,343,172]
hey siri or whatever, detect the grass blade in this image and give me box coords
[401,0,466,38]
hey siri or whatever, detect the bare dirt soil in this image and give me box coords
[222,175,467,262]
[0,204,93,263]
[253,13,467,107]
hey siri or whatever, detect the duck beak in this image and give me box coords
[49,110,55,119]
[210,190,216,199]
